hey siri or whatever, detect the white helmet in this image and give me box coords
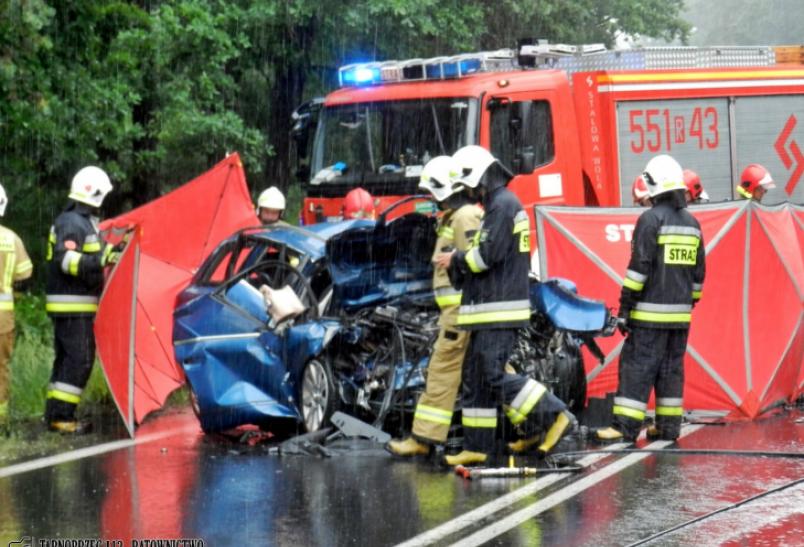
[642,155,685,198]
[69,166,113,208]
[452,145,497,189]
[0,183,7,217]
[257,186,286,211]
[419,156,461,202]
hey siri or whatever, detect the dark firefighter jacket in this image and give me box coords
[620,191,706,329]
[46,201,111,316]
[450,185,530,329]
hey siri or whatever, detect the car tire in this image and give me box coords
[301,358,337,432]
[189,388,215,434]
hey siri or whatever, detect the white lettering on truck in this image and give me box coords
[605,224,636,242]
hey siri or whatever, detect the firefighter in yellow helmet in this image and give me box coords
[597,155,706,443]
[45,166,116,433]
[386,156,482,456]
[0,183,33,432]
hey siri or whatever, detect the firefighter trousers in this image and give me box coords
[0,330,14,418]
[45,316,96,423]
[411,327,470,444]
[612,326,688,441]
[461,328,567,454]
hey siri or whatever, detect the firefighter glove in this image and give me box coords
[616,310,631,336]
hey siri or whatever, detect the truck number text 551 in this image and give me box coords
[629,107,719,153]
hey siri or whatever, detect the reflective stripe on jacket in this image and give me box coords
[45,202,107,316]
[0,225,33,332]
[433,203,482,326]
[620,196,706,329]
[451,187,531,329]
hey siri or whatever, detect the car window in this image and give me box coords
[197,240,237,285]
[490,99,554,174]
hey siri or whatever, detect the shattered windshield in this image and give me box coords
[310,98,478,186]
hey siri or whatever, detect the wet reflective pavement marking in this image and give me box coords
[448,425,704,547]
[0,424,198,478]
[396,425,702,547]
[396,443,633,547]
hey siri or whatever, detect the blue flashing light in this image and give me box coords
[459,58,482,75]
[340,65,380,86]
[441,61,459,79]
[425,63,442,79]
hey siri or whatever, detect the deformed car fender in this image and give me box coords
[283,318,344,386]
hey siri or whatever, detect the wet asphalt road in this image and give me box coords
[1,408,802,546]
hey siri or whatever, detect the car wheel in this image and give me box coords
[188,389,216,434]
[301,358,336,432]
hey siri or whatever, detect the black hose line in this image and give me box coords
[624,477,804,546]
[550,447,804,461]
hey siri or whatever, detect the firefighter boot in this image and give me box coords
[386,437,430,457]
[595,426,624,443]
[507,435,541,454]
[444,450,488,467]
[48,420,92,435]
[538,411,576,456]
[646,425,660,441]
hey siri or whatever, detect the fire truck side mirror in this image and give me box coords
[486,97,511,110]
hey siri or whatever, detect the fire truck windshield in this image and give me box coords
[310,98,478,189]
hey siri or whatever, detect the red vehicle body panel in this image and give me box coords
[303,62,804,231]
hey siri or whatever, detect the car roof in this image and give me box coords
[248,219,375,260]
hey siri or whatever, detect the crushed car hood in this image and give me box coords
[327,213,437,311]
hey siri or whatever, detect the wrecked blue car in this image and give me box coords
[173,208,441,434]
[173,203,615,435]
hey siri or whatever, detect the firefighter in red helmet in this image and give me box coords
[683,169,709,204]
[632,175,652,207]
[343,187,376,220]
[736,164,775,202]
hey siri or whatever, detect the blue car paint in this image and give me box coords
[531,278,608,332]
[327,215,437,311]
[174,219,429,432]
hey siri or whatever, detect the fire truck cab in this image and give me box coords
[293,43,804,227]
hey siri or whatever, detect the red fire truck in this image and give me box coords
[292,43,804,227]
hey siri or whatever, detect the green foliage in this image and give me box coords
[9,294,110,420]
[0,0,691,274]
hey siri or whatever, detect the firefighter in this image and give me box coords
[45,166,116,433]
[632,175,652,207]
[435,146,573,466]
[343,187,376,220]
[683,169,709,204]
[387,156,482,456]
[736,164,775,202]
[0,184,33,431]
[256,186,287,225]
[596,155,706,443]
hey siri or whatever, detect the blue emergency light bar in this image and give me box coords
[338,49,515,87]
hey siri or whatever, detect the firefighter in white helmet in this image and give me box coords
[0,183,33,431]
[256,186,288,225]
[45,166,116,433]
[387,156,482,456]
[434,146,573,466]
[597,155,706,443]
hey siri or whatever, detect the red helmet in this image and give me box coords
[737,164,775,199]
[343,187,375,219]
[683,169,709,202]
[631,175,650,205]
